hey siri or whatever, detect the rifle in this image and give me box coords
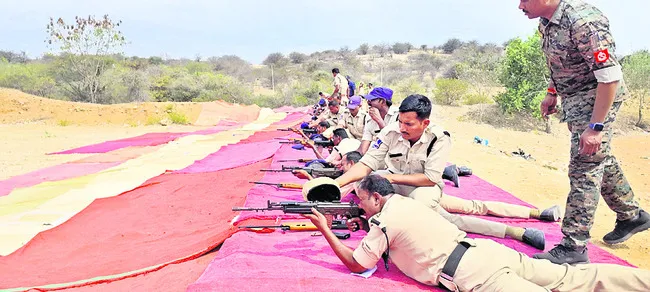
[252,181,302,189]
[233,200,364,218]
[279,139,334,148]
[239,219,348,231]
[238,223,351,239]
[276,158,315,163]
[259,167,343,179]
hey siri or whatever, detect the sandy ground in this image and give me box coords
[434,105,650,269]
[1,88,649,272]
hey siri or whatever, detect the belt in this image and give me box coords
[439,241,472,291]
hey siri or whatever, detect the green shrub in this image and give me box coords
[433,78,469,106]
[464,94,493,105]
[168,111,189,125]
[146,115,163,125]
[496,32,549,116]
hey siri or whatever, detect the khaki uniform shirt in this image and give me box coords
[317,108,344,127]
[338,110,367,140]
[361,106,399,142]
[353,195,467,286]
[539,0,627,123]
[359,122,451,187]
[333,74,349,97]
[325,138,361,164]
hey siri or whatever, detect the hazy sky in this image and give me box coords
[1,0,648,64]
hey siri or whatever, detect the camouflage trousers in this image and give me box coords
[561,102,640,249]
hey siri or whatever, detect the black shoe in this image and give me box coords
[522,228,545,250]
[539,205,561,222]
[533,244,590,265]
[443,165,459,188]
[458,166,472,176]
[603,210,650,244]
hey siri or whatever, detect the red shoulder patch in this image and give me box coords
[594,49,610,63]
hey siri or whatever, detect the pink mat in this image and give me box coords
[191,139,635,291]
[187,231,431,292]
[50,121,240,154]
[441,175,634,265]
[0,162,121,197]
[175,140,282,174]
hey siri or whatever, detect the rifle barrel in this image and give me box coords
[251,181,279,186]
[232,207,278,212]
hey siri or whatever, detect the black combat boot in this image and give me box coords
[457,166,472,176]
[522,228,546,250]
[603,210,650,244]
[442,165,459,187]
[539,205,561,222]
[533,244,590,265]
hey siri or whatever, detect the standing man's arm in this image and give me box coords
[574,21,624,155]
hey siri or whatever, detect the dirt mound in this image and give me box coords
[0,88,202,126]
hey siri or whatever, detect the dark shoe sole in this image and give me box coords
[603,220,650,244]
[532,255,590,265]
[539,205,561,222]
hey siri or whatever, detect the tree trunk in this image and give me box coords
[638,93,645,126]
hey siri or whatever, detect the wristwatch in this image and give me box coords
[589,123,604,131]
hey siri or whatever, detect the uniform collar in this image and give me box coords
[375,194,400,220]
[387,106,399,116]
[542,0,566,25]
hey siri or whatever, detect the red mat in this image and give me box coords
[66,251,219,292]
[0,159,270,290]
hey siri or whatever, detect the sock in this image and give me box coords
[505,226,525,241]
[529,209,541,219]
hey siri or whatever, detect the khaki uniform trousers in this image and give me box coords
[450,238,650,292]
[439,192,531,219]
[393,183,507,238]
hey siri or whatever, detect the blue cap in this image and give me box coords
[347,95,362,109]
[364,87,393,102]
[292,144,305,150]
[300,122,310,129]
[318,99,326,106]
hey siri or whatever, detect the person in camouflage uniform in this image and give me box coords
[518,0,650,265]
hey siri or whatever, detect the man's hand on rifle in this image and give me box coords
[301,140,315,149]
[292,169,314,180]
[346,217,369,232]
[302,208,331,231]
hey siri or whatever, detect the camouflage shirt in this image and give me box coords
[539,0,628,123]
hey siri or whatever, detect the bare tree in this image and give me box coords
[45,15,126,103]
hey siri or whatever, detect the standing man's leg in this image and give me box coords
[535,103,647,264]
[600,106,649,243]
